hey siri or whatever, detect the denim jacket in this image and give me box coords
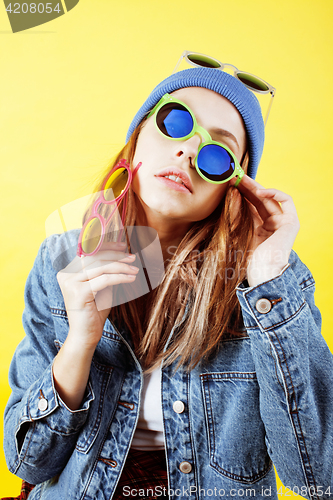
[3,233,333,500]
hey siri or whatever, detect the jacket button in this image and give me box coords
[179,461,192,474]
[38,398,48,411]
[173,401,185,413]
[255,298,272,314]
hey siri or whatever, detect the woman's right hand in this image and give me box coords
[56,241,139,351]
[53,241,139,410]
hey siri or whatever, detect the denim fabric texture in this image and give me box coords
[3,232,333,500]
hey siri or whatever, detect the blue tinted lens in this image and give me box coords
[156,103,194,138]
[197,144,235,182]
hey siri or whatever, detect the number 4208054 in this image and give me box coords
[6,3,62,14]
[277,485,332,497]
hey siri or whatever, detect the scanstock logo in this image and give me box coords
[3,1,79,33]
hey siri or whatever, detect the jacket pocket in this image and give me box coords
[201,371,272,484]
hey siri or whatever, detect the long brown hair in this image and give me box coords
[86,123,253,372]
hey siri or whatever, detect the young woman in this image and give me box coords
[3,55,333,500]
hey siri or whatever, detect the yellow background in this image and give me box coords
[1,0,332,496]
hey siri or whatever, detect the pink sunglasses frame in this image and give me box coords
[77,159,141,257]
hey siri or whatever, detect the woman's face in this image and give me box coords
[132,87,247,227]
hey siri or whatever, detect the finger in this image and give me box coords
[240,181,284,221]
[81,251,136,267]
[232,175,271,220]
[231,173,265,191]
[100,241,127,250]
[256,189,299,217]
[260,215,286,232]
[243,190,297,240]
[251,190,297,228]
[238,176,296,217]
[98,241,130,253]
[83,272,137,295]
[84,261,139,281]
[59,256,138,286]
[246,187,283,217]
[58,241,134,275]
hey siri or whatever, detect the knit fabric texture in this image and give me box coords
[126,67,265,179]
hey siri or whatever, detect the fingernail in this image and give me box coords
[116,242,127,248]
[130,266,139,272]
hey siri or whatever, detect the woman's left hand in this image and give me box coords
[231,174,300,287]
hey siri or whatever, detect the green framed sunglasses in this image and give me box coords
[148,93,244,187]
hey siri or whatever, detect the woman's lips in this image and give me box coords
[155,168,193,193]
[155,176,192,193]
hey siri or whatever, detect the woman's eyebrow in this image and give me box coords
[210,127,240,149]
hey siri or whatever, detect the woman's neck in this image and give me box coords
[135,200,193,262]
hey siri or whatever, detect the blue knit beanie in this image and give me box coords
[126,67,265,179]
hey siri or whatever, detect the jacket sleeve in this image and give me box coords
[236,250,333,500]
[3,238,94,484]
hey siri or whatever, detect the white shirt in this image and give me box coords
[131,367,165,450]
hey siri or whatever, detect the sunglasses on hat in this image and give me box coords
[174,50,276,125]
[148,93,244,187]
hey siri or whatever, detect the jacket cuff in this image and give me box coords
[236,264,307,331]
[18,363,94,435]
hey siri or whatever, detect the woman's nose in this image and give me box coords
[174,134,202,167]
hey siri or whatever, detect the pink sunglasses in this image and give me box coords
[77,159,141,257]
